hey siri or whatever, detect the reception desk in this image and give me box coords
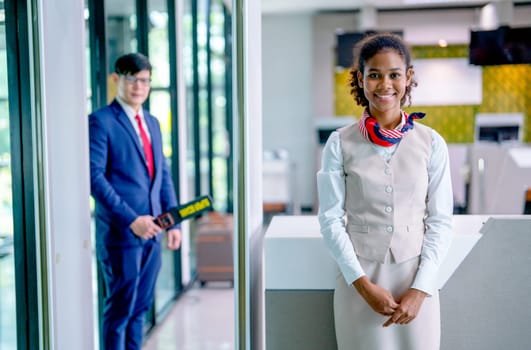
[264,215,531,350]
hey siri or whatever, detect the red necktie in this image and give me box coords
[135,114,154,180]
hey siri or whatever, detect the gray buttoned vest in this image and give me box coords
[338,122,432,264]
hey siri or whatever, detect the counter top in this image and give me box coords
[264,215,491,290]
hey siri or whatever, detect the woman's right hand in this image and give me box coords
[352,276,399,316]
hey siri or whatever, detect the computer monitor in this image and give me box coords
[474,113,524,143]
[489,147,531,214]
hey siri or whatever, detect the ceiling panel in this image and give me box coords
[261,0,525,14]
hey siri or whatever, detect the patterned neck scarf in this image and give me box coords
[358,108,426,147]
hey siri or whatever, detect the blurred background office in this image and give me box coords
[0,0,530,349]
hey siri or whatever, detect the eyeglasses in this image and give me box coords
[121,75,152,86]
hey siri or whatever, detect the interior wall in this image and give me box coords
[312,13,359,119]
[262,14,315,208]
[334,44,531,143]
[380,8,477,45]
[514,4,531,25]
[262,5,531,211]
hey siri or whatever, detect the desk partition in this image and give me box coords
[264,215,531,350]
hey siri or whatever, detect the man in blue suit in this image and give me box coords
[89,53,181,350]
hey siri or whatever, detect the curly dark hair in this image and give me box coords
[349,33,417,107]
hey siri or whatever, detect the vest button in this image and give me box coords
[384,168,391,175]
[385,186,393,193]
[385,206,393,213]
[386,225,393,233]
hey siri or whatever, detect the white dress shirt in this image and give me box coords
[115,96,152,143]
[317,122,454,295]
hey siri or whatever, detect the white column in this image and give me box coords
[233,0,263,348]
[480,1,514,30]
[38,0,94,348]
[175,0,191,286]
[358,6,377,31]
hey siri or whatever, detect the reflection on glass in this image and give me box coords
[148,5,169,88]
[155,247,175,315]
[183,0,198,279]
[147,0,178,315]
[0,7,17,348]
[84,5,92,112]
[84,1,101,346]
[151,91,176,314]
[149,91,171,155]
[197,0,209,198]
[183,0,196,200]
[106,0,137,103]
[210,1,228,213]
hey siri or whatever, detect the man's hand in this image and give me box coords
[353,276,399,316]
[383,288,427,327]
[166,228,182,250]
[130,215,161,239]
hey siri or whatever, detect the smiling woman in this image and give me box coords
[318,33,453,350]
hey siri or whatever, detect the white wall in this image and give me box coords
[379,8,477,45]
[514,5,531,26]
[312,13,359,119]
[39,0,94,348]
[262,5,531,211]
[262,14,316,208]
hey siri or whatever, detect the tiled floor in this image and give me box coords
[142,282,235,350]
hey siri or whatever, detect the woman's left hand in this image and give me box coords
[383,288,427,327]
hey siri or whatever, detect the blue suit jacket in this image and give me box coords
[89,99,178,247]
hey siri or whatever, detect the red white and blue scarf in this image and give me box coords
[358,108,426,147]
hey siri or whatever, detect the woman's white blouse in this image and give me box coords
[317,128,454,295]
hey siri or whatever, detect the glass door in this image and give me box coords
[0,5,16,347]
[106,0,137,103]
[209,0,230,213]
[87,0,183,339]
[146,0,181,317]
[183,0,198,279]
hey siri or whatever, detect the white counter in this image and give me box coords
[265,215,531,350]
[265,215,490,290]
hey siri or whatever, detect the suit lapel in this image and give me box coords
[110,100,146,164]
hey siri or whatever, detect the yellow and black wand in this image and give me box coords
[154,195,213,229]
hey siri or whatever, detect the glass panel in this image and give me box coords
[155,247,175,314]
[149,89,176,314]
[0,3,17,347]
[147,0,178,315]
[106,0,137,103]
[183,0,198,278]
[149,91,172,156]
[210,1,228,213]
[84,2,100,348]
[197,0,209,197]
[183,0,196,200]
[148,0,169,89]
[85,4,92,112]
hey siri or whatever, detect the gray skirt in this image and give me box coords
[334,255,440,350]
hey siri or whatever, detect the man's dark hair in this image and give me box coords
[114,53,152,75]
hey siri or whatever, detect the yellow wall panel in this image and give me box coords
[334,45,531,143]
